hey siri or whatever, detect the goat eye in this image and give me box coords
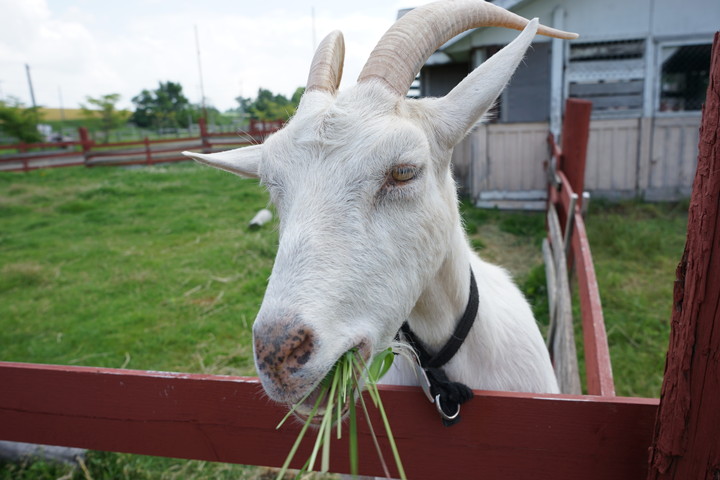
[390,165,417,183]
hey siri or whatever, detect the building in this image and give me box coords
[418,0,719,205]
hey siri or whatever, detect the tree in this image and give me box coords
[0,98,43,143]
[131,81,191,130]
[235,87,305,121]
[80,93,130,143]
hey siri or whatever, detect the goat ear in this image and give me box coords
[182,145,262,179]
[432,19,539,147]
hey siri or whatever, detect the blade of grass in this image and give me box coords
[356,372,392,479]
[366,381,407,480]
[275,386,327,480]
[348,393,359,476]
[320,369,339,472]
[278,347,403,479]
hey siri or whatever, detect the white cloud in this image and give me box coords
[0,0,400,111]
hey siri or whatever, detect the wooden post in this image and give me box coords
[199,117,210,153]
[144,136,152,165]
[560,99,592,208]
[78,127,92,166]
[647,32,720,480]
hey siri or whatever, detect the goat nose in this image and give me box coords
[253,319,316,389]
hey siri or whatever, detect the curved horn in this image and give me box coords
[358,0,578,96]
[306,30,345,93]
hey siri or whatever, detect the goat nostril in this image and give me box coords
[254,322,316,378]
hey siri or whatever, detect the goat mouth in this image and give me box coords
[291,388,353,425]
[288,345,370,425]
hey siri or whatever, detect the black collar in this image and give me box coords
[399,268,479,426]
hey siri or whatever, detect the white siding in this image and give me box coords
[459,115,701,204]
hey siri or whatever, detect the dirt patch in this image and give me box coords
[469,223,543,281]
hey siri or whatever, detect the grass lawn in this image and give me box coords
[0,162,688,478]
[1,163,274,375]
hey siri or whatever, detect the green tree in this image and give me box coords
[80,93,130,143]
[131,81,191,130]
[235,87,305,121]
[0,98,43,143]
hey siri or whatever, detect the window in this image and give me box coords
[566,39,646,117]
[658,43,711,113]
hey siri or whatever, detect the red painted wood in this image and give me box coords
[560,99,592,208]
[567,189,615,397]
[547,165,615,397]
[199,117,211,152]
[0,362,654,479]
[0,150,80,162]
[0,125,280,172]
[647,32,720,480]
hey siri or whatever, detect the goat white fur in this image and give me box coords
[185,0,577,414]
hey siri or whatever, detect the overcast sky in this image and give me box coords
[1,0,410,112]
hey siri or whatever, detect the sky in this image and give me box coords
[0,0,410,112]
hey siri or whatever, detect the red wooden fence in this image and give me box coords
[547,99,615,397]
[0,362,657,479]
[0,118,283,172]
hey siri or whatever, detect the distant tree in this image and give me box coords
[80,93,130,143]
[290,87,305,106]
[131,81,191,130]
[0,98,43,143]
[235,87,304,121]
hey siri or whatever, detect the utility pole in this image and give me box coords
[58,86,66,132]
[194,25,207,121]
[25,64,37,109]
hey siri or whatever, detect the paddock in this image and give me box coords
[1,32,718,480]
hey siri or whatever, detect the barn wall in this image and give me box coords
[456,115,701,205]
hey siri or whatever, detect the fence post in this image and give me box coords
[646,32,720,480]
[559,99,592,208]
[144,137,152,165]
[78,127,92,166]
[199,117,210,153]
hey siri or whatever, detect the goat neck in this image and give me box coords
[406,206,472,353]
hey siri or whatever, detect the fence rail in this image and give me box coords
[0,119,283,172]
[545,99,615,397]
[0,362,657,479]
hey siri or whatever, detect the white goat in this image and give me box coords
[184,0,577,420]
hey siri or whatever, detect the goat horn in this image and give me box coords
[306,30,345,93]
[357,0,578,96]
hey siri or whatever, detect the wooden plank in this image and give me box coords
[485,122,548,192]
[471,124,488,198]
[560,174,615,398]
[0,362,656,479]
[574,94,644,111]
[560,99,593,208]
[542,238,558,341]
[569,79,644,97]
[545,206,582,395]
[548,167,615,397]
[647,32,720,480]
